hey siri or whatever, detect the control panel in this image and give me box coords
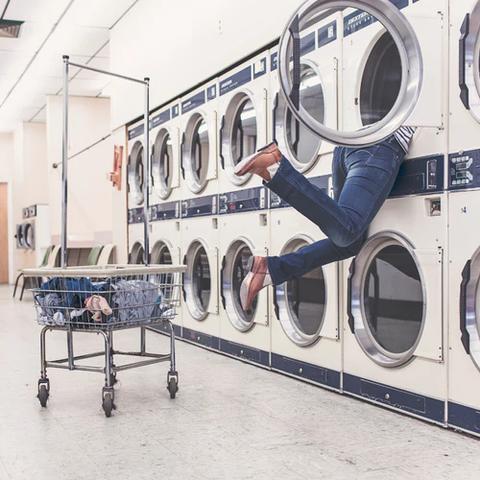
[390,155,444,198]
[219,187,267,215]
[181,195,218,219]
[449,150,480,191]
[128,207,145,225]
[150,201,180,222]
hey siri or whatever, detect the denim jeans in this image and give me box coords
[266,135,405,285]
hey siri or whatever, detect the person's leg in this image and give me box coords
[268,233,366,285]
[266,137,404,247]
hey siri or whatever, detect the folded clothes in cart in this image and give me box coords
[35,277,172,327]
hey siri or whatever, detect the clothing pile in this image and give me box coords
[35,277,173,328]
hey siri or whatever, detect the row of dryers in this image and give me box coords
[125,0,480,437]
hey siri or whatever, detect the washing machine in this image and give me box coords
[445,0,480,437]
[217,52,269,194]
[16,205,50,267]
[179,80,219,199]
[218,187,270,366]
[150,100,182,204]
[269,10,341,177]
[179,195,220,349]
[127,119,147,264]
[341,156,447,424]
[149,201,182,336]
[269,174,341,390]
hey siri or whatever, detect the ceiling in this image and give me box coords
[0,0,138,132]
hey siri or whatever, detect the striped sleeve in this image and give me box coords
[393,126,417,153]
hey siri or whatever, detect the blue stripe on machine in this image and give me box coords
[181,195,218,218]
[219,339,270,367]
[344,0,409,37]
[271,354,341,390]
[344,373,445,424]
[300,32,316,55]
[219,186,268,214]
[150,201,180,222]
[390,155,445,197]
[172,104,180,118]
[271,52,278,71]
[318,21,337,47]
[151,109,171,129]
[182,90,206,114]
[128,124,144,140]
[448,402,480,436]
[182,327,220,350]
[220,66,252,96]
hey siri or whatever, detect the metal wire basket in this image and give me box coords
[27,265,183,331]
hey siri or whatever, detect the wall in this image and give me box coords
[109,0,304,128]
[0,133,14,283]
[46,95,114,247]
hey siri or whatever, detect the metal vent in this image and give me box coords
[0,20,23,38]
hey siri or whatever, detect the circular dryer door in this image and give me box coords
[349,233,425,367]
[15,225,25,248]
[23,222,35,249]
[127,141,145,206]
[129,242,145,265]
[151,241,173,265]
[222,240,258,332]
[182,113,210,194]
[275,62,325,172]
[460,1,480,123]
[221,92,258,185]
[275,237,327,346]
[460,247,480,372]
[184,241,212,321]
[278,0,423,146]
[152,129,174,200]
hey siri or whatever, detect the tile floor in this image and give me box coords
[0,286,479,480]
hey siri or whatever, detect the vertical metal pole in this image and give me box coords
[143,78,150,266]
[61,55,69,268]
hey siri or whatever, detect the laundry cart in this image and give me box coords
[26,264,185,417]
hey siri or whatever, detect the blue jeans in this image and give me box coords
[266,136,405,285]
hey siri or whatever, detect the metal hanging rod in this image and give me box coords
[61,55,151,268]
[68,60,148,85]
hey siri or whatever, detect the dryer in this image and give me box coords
[269,11,340,176]
[127,119,147,265]
[180,195,220,349]
[217,53,269,193]
[269,174,341,390]
[218,187,270,366]
[179,80,219,199]
[341,0,446,158]
[445,0,480,437]
[150,101,182,204]
[16,205,50,267]
[342,159,447,425]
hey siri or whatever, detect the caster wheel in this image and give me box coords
[167,376,178,399]
[37,379,50,408]
[102,393,114,417]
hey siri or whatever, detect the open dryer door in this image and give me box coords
[278,0,430,147]
[460,0,480,124]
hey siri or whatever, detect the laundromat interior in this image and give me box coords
[2,0,480,478]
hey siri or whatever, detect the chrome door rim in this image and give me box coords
[464,246,480,371]
[152,128,173,200]
[23,223,34,249]
[183,112,210,194]
[151,240,173,265]
[128,140,145,206]
[276,235,326,346]
[350,232,426,367]
[184,240,211,321]
[464,1,480,123]
[275,60,324,173]
[278,0,423,146]
[221,91,256,186]
[130,242,145,265]
[223,238,256,332]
